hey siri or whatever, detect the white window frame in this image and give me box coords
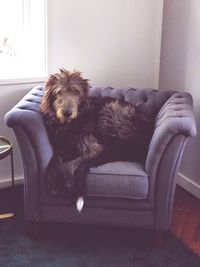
[0,0,47,85]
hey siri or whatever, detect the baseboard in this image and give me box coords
[177,173,200,199]
[0,176,24,189]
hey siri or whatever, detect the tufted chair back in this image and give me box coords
[89,86,175,117]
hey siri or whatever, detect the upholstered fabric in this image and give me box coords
[5,85,197,230]
[87,161,148,199]
[89,86,175,117]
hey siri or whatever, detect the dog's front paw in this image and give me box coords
[45,172,64,196]
[76,196,84,213]
[60,163,75,191]
[63,169,74,191]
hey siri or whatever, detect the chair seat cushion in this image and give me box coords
[86,161,148,200]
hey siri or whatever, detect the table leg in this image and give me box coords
[11,148,14,187]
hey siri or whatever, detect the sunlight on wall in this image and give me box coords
[0,0,47,79]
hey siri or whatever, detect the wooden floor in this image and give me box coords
[171,185,200,255]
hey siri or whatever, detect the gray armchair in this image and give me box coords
[5,85,196,238]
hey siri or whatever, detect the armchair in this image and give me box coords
[5,85,196,238]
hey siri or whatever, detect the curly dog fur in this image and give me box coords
[40,69,154,209]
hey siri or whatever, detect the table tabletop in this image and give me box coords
[0,136,14,219]
[0,136,12,160]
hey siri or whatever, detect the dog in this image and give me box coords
[40,69,154,212]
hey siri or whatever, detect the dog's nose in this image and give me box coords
[64,109,72,117]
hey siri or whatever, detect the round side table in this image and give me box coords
[0,136,14,219]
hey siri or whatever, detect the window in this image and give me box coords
[0,0,47,81]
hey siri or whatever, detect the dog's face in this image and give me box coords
[41,69,89,123]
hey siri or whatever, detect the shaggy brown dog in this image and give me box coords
[40,69,154,212]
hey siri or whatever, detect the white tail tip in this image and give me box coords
[76,196,84,213]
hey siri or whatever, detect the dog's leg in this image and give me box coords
[74,135,105,212]
[74,160,91,212]
[60,157,83,190]
[45,153,65,196]
[46,153,79,197]
[54,135,105,212]
[59,156,91,212]
[75,147,123,212]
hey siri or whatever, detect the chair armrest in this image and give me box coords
[5,109,53,178]
[5,86,53,178]
[145,92,196,174]
[5,86,53,221]
[145,92,197,229]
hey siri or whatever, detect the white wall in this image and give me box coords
[48,0,163,88]
[159,0,200,197]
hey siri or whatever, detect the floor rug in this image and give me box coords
[0,186,200,267]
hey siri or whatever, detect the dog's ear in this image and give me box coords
[46,74,58,88]
[40,89,54,116]
[40,74,58,116]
